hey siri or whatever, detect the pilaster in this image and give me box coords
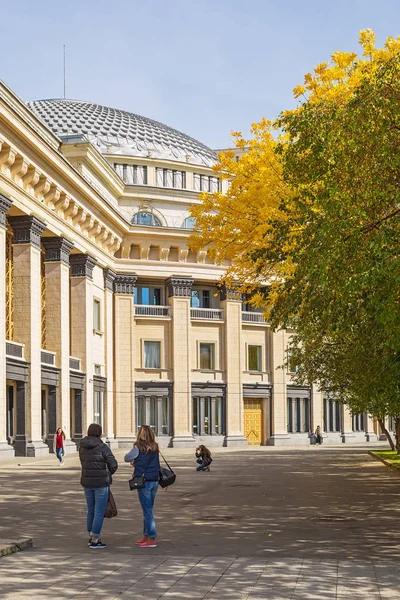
[168,276,196,447]
[42,237,75,452]
[268,328,292,446]
[220,285,247,447]
[103,268,117,447]
[0,194,14,458]
[114,273,137,445]
[70,254,96,436]
[341,405,356,443]
[9,215,49,456]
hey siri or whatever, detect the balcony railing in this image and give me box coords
[134,305,170,317]
[5,340,24,359]
[242,311,266,323]
[70,356,81,371]
[191,308,224,320]
[41,350,56,366]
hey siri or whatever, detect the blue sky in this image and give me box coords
[1,0,399,148]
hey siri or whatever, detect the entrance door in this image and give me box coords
[244,399,263,445]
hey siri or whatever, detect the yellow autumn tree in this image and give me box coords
[190,29,400,310]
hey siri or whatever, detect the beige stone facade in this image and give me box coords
[0,82,380,459]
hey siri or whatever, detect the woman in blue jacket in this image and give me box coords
[125,425,160,548]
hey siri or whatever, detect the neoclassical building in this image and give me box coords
[0,80,380,458]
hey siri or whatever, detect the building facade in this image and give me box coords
[0,82,380,459]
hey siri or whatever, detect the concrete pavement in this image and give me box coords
[1,444,400,599]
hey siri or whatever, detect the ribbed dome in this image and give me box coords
[28,99,217,167]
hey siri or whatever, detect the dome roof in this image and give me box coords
[27,99,217,167]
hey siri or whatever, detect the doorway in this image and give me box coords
[244,398,263,445]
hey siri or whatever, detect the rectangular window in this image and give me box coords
[136,395,169,435]
[248,345,262,371]
[135,286,162,305]
[173,170,186,189]
[200,343,215,370]
[144,341,161,369]
[194,173,201,191]
[192,396,225,435]
[191,289,211,309]
[156,168,164,186]
[287,350,299,373]
[93,299,101,331]
[93,391,103,426]
[287,398,310,433]
[94,364,101,375]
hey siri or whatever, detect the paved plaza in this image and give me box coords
[1,444,400,599]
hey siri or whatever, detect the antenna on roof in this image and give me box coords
[63,45,66,99]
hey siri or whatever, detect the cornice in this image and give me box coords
[0,81,60,151]
[0,135,122,256]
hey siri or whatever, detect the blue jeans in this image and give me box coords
[56,447,63,463]
[138,481,158,539]
[84,486,109,538]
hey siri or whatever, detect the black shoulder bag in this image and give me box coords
[159,451,176,489]
[128,451,153,491]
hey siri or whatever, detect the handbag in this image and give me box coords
[158,451,176,489]
[104,490,117,518]
[128,450,154,491]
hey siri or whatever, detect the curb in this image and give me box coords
[0,539,33,558]
[368,451,400,472]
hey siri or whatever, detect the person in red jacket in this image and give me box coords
[53,428,66,466]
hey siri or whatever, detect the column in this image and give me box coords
[0,194,14,458]
[42,237,75,452]
[312,385,323,435]
[168,276,195,447]
[269,328,291,445]
[220,285,247,446]
[341,405,356,443]
[103,268,117,448]
[70,254,96,436]
[9,215,49,456]
[114,273,136,446]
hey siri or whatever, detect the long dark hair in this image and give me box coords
[197,445,211,459]
[134,425,159,453]
[56,427,66,439]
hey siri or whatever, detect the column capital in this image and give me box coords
[0,193,13,228]
[42,237,74,265]
[167,276,194,298]
[8,215,46,248]
[69,254,97,279]
[219,283,242,302]
[103,268,117,291]
[114,273,137,294]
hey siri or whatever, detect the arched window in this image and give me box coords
[181,216,196,229]
[132,212,162,227]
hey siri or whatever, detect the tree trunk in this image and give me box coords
[378,417,395,451]
[394,417,400,454]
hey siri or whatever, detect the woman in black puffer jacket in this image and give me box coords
[79,423,118,549]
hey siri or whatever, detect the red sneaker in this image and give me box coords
[137,539,157,548]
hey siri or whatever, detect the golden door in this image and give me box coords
[244,399,263,445]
